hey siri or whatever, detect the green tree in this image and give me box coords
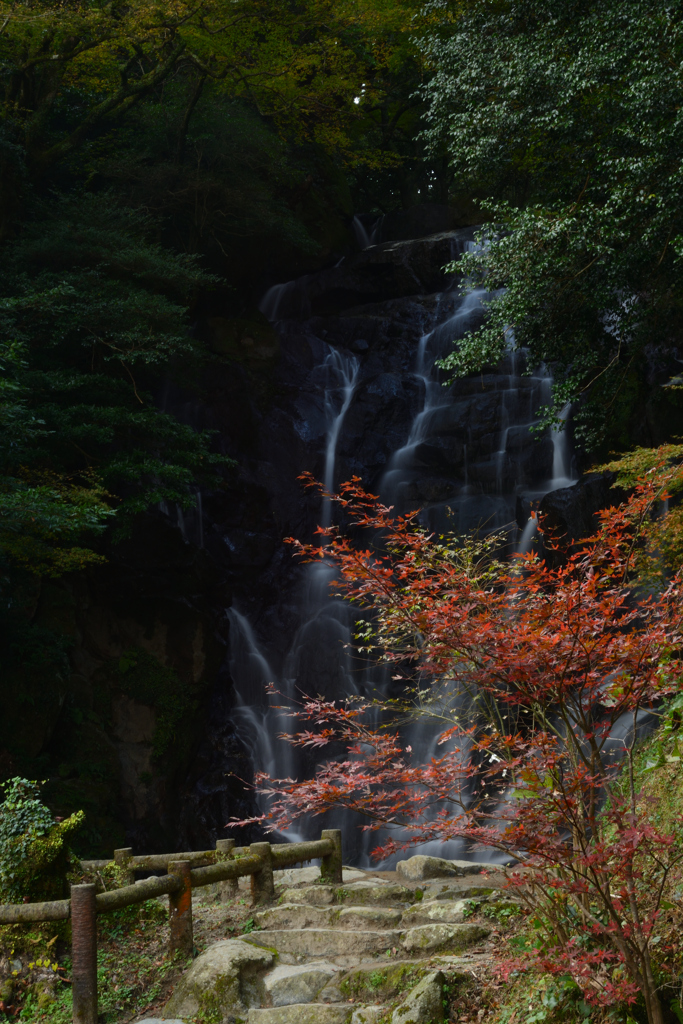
[0,192,229,530]
[424,0,683,451]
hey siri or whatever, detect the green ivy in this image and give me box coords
[0,778,83,903]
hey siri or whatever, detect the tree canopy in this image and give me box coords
[424,0,683,451]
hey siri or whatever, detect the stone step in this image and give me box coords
[255,904,334,930]
[247,1006,389,1024]
[244,928,402,957]
[255,904,402,931]
[340,881,415,906]
[339,907,403,930]
[334,961,428,1003]
[420,883,496,901]
[401,898,468,926]
[280,885,338,906]
[248,1004,352,1024]
[351,1007,388,1024]
[280,881,414,907]
[257,962,340,1007]
[401,922,490,953]
[273,866,369,888]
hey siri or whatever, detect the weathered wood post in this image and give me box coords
[249,843,275,905]
[216,838,237,901]
[113,847,135,886]
[168,861,193,956]
[320,829,343,884]
[71,883,97,1024]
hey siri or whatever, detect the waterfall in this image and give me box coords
[226,343,362,847]
[352,215,372,250]
[259,280,299,321]
[225,226,580,863]
[381,286,488,508]
[320,348,359,524]
[352,214,382,249]
[227,609,307,843]
[551,402,573,487]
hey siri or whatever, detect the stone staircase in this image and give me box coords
[160,864,504,1024]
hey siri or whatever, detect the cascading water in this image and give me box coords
[352,215,383,250]
[368,263,578,861]
[228,224,579,863]
[227,344,362,845]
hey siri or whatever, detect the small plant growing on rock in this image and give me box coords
[0,777,83,903]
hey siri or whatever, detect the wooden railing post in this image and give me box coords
[113,847,134,886]
[320,829,343,884]
[216,838,237,901]
[71,884,97,1024]
[249,843,275,905]
[168,861,193,957]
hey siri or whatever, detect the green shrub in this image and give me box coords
[0,778,83,903]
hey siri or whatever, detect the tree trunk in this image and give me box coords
[176,75,206,165]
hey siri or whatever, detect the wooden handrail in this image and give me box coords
[0,898,71,923]
[1,829,344,1024]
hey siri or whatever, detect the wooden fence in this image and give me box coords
[0,830,343,1024]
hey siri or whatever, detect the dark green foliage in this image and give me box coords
[425,0,683,451]
[106,93,320,268]
[0,192,232,526]
[0,778,83,903]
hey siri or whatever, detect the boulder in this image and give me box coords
[448,860,490,876]
[396,857,458,882]
[163,939,274,1022]
[401,923,489,954]
[266,232,471,319]
[537,472,627,550]
[391,971,445,1024]
[395,857,489,882]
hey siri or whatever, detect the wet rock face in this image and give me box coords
[538,471,626,547]
[265,234,461,319]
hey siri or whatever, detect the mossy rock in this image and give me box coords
[163,939,274,1022]
[340,964,425,1002]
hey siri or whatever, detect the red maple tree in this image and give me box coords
[239,462,683,1024]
